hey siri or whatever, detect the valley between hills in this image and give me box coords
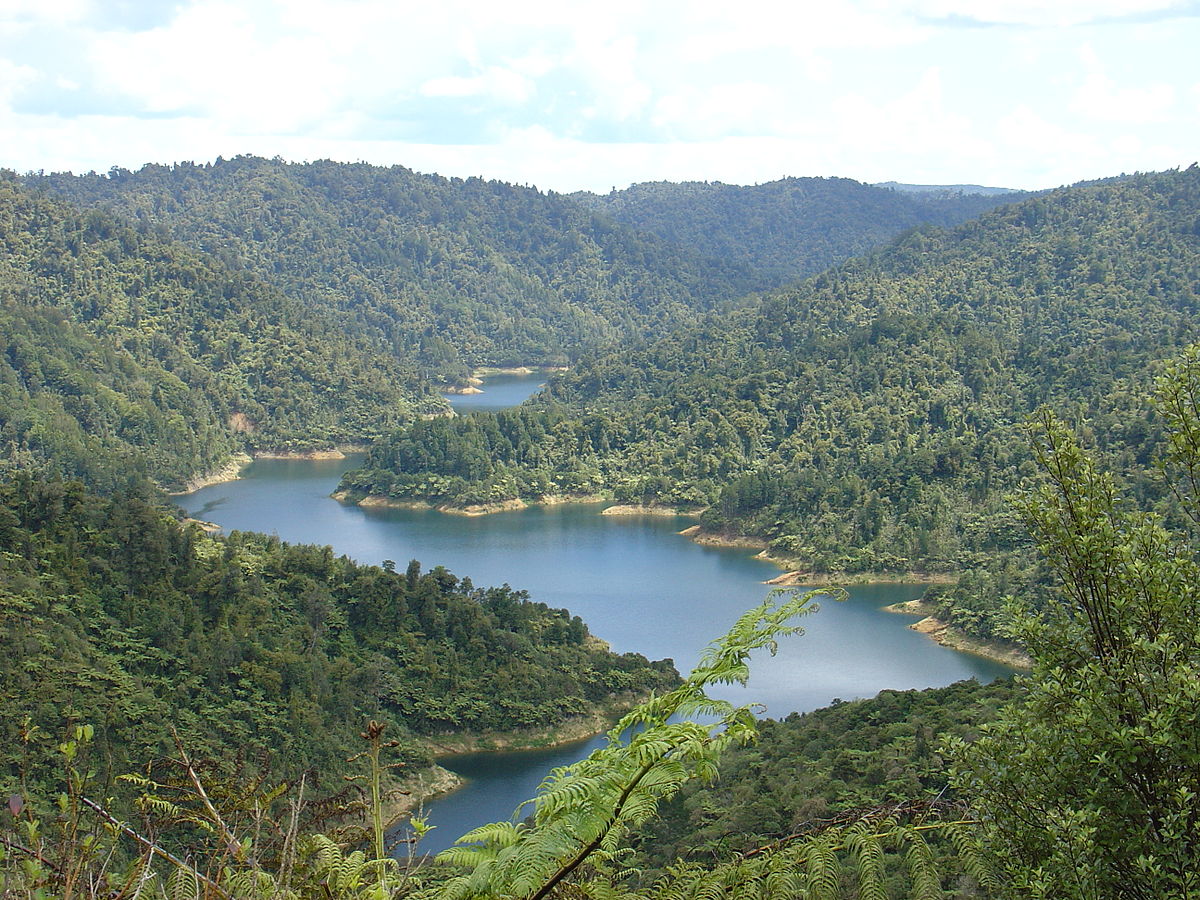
[3,159,1199,898]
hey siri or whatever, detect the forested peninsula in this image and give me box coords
[0,475,678,800]
[340,168,1200,643]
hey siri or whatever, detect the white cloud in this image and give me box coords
[420,68,535,105]
[899,0,1191,26]
[87,1,351,131]
[0,57,36,104]
[0,0,1197,191]
[0,0,91,25]
[1073,44,1175,123]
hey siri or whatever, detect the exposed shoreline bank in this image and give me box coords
[174,447,365,496]
[883,599,1032,669]
[442,365,567,395]
[338,494,712,519]
[676,524,767,550]
[675,527,958,586]
[601,504,704,517]
[474,365,567,377]
[762,569,958,586]
[254,446,366,460]
[335,492,611,516]
[169,453,253,495]
[380,765,465,831]
[671,527,1022,667]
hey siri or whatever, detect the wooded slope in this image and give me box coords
[343,169,1200,593]
[0,175,440,491]
[574,176,1016,289]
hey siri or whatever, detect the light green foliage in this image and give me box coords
[951,364,1200,898]
[573,813,962,900]
[627,678,1016,893]
[300,834,399,900]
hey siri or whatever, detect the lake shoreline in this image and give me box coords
[443,365,567,395]
[671,528,1024,665]
[601,504,704,517]
[335,492,612,515]
[170,453,254,495]
[339,493,714,518]
[179,452,1014,850]
[385,695,653,831]
[883,599,1032,669]
[173,447,367,496]
[762,569,958,586]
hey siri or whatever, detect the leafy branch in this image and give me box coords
[425,586,840,900]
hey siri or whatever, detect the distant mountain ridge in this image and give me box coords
[27,158,754,383]
[9,157,1029,490]
[874,180,1020,196]
[31,161,1025,380]
[573,176,1020,289]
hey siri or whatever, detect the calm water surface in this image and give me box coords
[441,372,548,413]
[178,374,1011,853]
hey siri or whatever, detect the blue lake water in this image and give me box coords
[178,373,1011,853]
[441,371,548,413]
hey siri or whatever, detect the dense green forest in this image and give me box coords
[629,677,1016,878]
[573,177,1017,290]
[343,170,1200,606]
[27,160,1018,385]
[5,159,1029,493]
[0,474,677,801]
[4,158,1199,898]
[0,175,442,491]
[9,358,1200,896]
[26,158,744,383]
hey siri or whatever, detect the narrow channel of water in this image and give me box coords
[177,373,1012,854]
[441,371,548,412]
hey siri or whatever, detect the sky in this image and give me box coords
[1,0,1197,193]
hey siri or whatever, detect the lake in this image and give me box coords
[441,371,548,412]
[177,373,1011,853]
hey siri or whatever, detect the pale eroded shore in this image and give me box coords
[883,599,1032,669]
[337,492,611,515]
[384,693,655,830]
[173,447,366,496]
[601,504,703,517]
[169,453,253,495]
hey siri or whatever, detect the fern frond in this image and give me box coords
[902,826,943,900]
[947,821,1000,892]
[846,821,888,900]
[805,833,842,900]
[165,865,200,900]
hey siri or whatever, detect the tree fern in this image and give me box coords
[418,588,836,900]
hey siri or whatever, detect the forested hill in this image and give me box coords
[26,160,1023,385]
[27,157,754,383]
[0,175,442,491]
[0,475,678,796]
[571,177,1019,290]
[341,168,1200,584]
